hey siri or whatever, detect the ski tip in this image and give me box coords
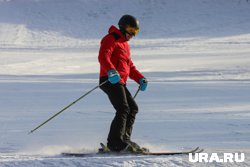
[196,148,204,153]
[193,147,199,152]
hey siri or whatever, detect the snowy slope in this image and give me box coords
[0,0,250,48]
[0,0,250,167]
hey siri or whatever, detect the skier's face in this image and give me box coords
[125,26,139,41]
[126,26,139,36]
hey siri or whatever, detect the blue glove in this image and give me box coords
[139,78,148,91]
[108,69,120,84]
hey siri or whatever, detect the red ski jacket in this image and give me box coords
[98,25,144,85]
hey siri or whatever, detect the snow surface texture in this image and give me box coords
[0,0,250,166]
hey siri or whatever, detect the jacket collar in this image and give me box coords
[108,25,127,42]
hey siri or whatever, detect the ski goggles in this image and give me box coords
[125,26,139,36]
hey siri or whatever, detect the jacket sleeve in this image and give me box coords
[129,59,144,84]
[98,35,116,74]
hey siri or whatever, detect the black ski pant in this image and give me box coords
[100,77,138,151]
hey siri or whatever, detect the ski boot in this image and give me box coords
[124,141,150,153]
[98,143,110,154]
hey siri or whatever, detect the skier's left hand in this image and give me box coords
[139,78,148,91]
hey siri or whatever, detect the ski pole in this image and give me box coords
[133,86,140,99]
[28,80,108,134]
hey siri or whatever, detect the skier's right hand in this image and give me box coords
[108,69,120,84]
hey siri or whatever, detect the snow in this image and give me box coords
[0,0,250,166]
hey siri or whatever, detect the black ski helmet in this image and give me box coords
[118,15,139,35]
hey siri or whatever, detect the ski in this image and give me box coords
[62,146,203,157]
[141,146,201,156]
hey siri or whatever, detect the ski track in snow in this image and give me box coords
[1,0,250,166]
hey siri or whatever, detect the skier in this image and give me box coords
[98,15,148,152]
